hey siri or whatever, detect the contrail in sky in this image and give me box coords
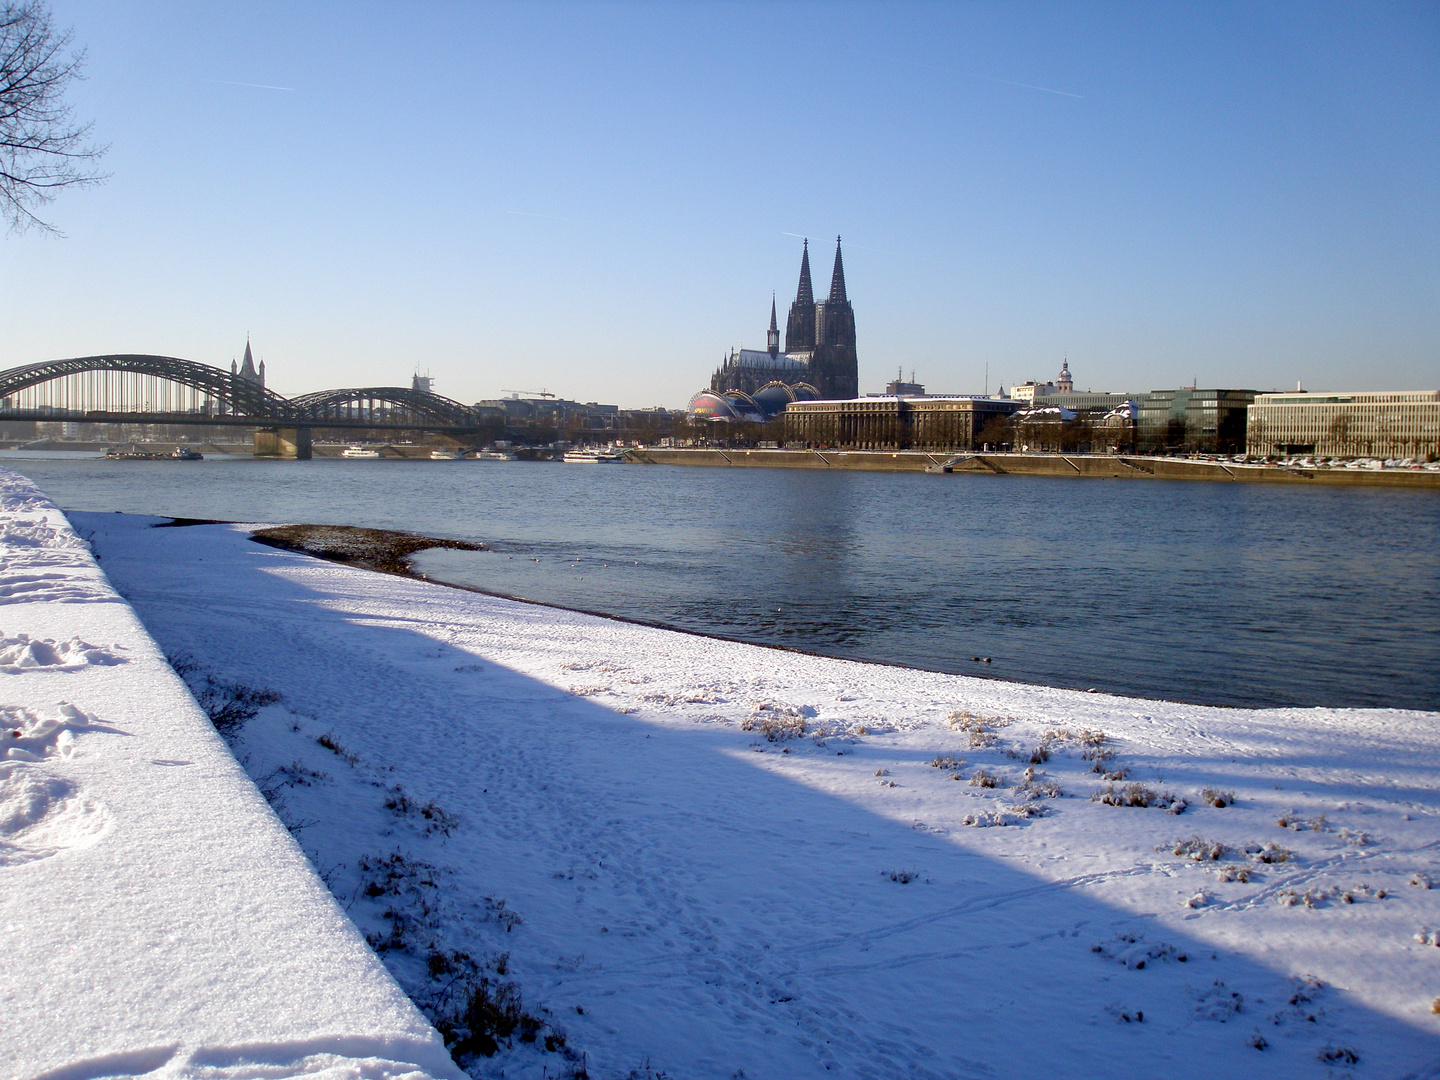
[781,232,906,257]
[210,79,296,92]
[963,72,1082,98]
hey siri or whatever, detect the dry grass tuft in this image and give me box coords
[947,710,1012,748]
[167,653,281,737]
[315,730,360,765]
[1092,783,1184,812]
[1014,774,1063,800]
[1072,729,1116,772]
[742,705,806,742]
[1169,836,1227,861]
[1247,841,1293,864]
[1276,811,1326,832]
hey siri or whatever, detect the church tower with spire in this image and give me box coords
[784,238,816,357]
[809,237,858,399]
[237,338,264,387]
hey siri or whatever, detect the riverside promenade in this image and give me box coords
[0,470,460,1080]
[629,448,1440,487]
[69,503,1440,1079]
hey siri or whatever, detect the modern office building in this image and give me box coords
[1246,390,1440,458]
[1137,388,1257,453]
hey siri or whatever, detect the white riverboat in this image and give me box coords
[562,448,626,464]
[472,450,517,461]
[341,445,382,459]
[429,448,464,460]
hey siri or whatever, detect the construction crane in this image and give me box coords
[501,388,556,399]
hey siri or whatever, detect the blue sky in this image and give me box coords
[2,1,1435,407]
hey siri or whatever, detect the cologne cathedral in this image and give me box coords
[690,237,858,421]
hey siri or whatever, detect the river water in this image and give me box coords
[7,451,1437,712]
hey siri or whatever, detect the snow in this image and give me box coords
[0,471,463,1080]
[5,464,1440,1079]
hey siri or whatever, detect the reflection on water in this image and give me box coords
[9,452,1438,710]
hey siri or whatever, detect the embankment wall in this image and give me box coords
[627,449,1440,488]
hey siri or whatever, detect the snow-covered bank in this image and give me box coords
[61,504,1440,1079]
[0,472,463,1080]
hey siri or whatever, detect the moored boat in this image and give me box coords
[341,445,383,459]
[562,448,626,464]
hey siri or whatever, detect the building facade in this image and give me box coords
[1246,391,1440,458]
[784,396,1021,452]
[1137,388,1256,453]
[1043,391,1135,412]
[706,237,858,404]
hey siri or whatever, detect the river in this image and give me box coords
[6,450,1437,711]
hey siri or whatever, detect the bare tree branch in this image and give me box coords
[0,1,108,235]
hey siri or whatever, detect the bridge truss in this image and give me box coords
[0,355,487,432]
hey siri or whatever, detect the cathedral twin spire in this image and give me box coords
[786,235,846,307]
[778,236,857,397]
[795,238,814,307]
[784,236,849,355]
[790,235,846,307]
[827,236,847,305]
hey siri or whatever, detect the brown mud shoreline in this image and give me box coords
[247,523,487,576]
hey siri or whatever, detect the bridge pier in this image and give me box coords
[254,426,312,460]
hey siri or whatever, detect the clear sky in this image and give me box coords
[2,1,1435,407]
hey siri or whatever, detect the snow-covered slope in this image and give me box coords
[65,503,1440,1080]
[0,471,463,1080]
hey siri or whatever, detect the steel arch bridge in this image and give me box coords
[288,386,476,427]
[0,354,292,420]
[0,354,487,432]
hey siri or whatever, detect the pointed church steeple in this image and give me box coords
[239,338,259,382]
[767,293,779,357]
[811,235,857,399]
[795,238,813,307]
[827,236,848,305]
[785,238,817,355]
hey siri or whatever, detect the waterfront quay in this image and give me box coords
[629,447,1440,487]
